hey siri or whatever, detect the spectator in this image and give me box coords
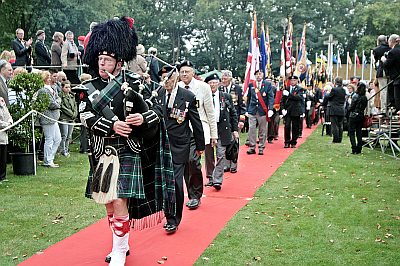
[11,28,33,68]
[0,60,13,106]
[145,47,161,89]
[382,34,400,115]
[34,30,51,68]
[61,31,80,85]
[348,83,368,154]
[0,96,13,182]
[127,44,147,76]
[58,80,77,157]
[0,50,12,62]
[51,32,64,70]
[37,71,61,168]
[373,35,391,114]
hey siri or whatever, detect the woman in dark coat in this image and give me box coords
[348,83,368,154]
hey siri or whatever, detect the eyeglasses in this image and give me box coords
[61,78,66,81]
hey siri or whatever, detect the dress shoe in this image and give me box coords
[284,144,290,148]
[223,168,230,172]
[247,149,256,154]
[267,139,273,144]
[213,183,221,191]
[274,137,278,140]
[258,150,264,155]
[230,169,237,173]
[205,180,214,187]
[291,144,296,148]
[105,250,130,263]
[165,224,178,234]
[298,135,303,138]
[187,199,201,210]
[163,222,168,228]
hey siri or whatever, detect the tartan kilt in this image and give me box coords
[85,148,145,198]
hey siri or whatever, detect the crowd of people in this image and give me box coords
[1,18,400,265]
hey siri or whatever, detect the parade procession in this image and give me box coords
[0,1,399,265]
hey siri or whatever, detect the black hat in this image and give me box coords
[83,16,138,74]
[288,75,299,80]
[158,65,174,77]
[204,73,220,83]
[254,69,263,75]
[178,60,194,70]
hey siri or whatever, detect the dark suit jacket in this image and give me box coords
[383,45,400,83]
[281,85,305,116]
[219,83,245,121]
[11,38,31,66]
[327,86,346,116]
[246,80,274,115]
[158,86,205,164]
[216,92,238,146]
[34,40,51,66]
[373,43,391,78]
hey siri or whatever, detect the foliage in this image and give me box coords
[7,73,50,152]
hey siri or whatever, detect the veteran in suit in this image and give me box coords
[34,30,51,67]
[178,60,218,210]
[281,75,305,148]
[157,66,204,234]
[204,73,238,190]
[246,70,274,155]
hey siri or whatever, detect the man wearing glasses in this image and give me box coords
[11,28,33,68]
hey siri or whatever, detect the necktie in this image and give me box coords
[212,93,215,107]
[166,93,171,114]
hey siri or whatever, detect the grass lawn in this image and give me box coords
[1,126,399,265]
[196,127,400,265]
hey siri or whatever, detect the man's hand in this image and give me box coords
[211,138,218,147]
[26,38,33,47]
[268,110,274,118]
[195,150,204,156]
[233,131,239,139]
[126,113,144,126]
[283,90,289,96]
[282,109,287,116]
[113,120,132,138]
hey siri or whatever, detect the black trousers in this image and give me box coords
[0,144,7,181]
[389,82,400,112]
[299,116,304,136]
[184,138,203,200]
[348,116,363,153]
[166,161,185,226]
[79,125,88,153]
[284,115,300,145]
[267,112,280,140]
[330,115,344,143]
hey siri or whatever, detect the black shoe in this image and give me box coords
[284,144,290,148]
[267,139,273,144]
[258,150,264,155]
[187,199,201,210]
[247,149,256,154]
[205,180,214,187]
[291,144,296,148]
[298,135,302,138]
[213,183,221,191]
[165,224,178,234]
[163,222,168,228]
[105,250,130,263]
[274,137,278,140]
[223,168,230,172]
[230,169,237,173]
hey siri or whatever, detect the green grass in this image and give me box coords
[1,127,399,265]
[0,143,104,266]
[196,127,400,265]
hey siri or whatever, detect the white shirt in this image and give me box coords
[212,89,220,123]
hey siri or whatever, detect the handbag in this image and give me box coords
[362,115,373,128]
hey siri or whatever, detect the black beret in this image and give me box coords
[178,60,194,70]
[288,75,299,80]
[204,73,220,83]
[158,65,174,77]
[254,69,263,75]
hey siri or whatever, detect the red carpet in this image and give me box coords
[20,126,315,266]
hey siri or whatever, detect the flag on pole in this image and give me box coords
[280,36,286,78]
[286,17,293,56]
[337,51,342,68]
[294,23,308,81]
[355,51,361,68]
[362,50,367,68]
[265,25,271,72]
[242,12,260,96]
[347,52,353,65]
[259,21,267,77]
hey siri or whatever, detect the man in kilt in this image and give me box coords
[79,17,175,266]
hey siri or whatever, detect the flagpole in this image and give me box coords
[336,50,339,78]
[315,52,318,71]
[346,51,349,80]
[369,50,373,81]
[354,50,357,77]
[361,50,365,81]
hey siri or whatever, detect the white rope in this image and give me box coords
[0,109,82,133]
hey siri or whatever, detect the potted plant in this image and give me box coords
[8,72,50,175]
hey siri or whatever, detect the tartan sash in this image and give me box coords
[88,76,123,116]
